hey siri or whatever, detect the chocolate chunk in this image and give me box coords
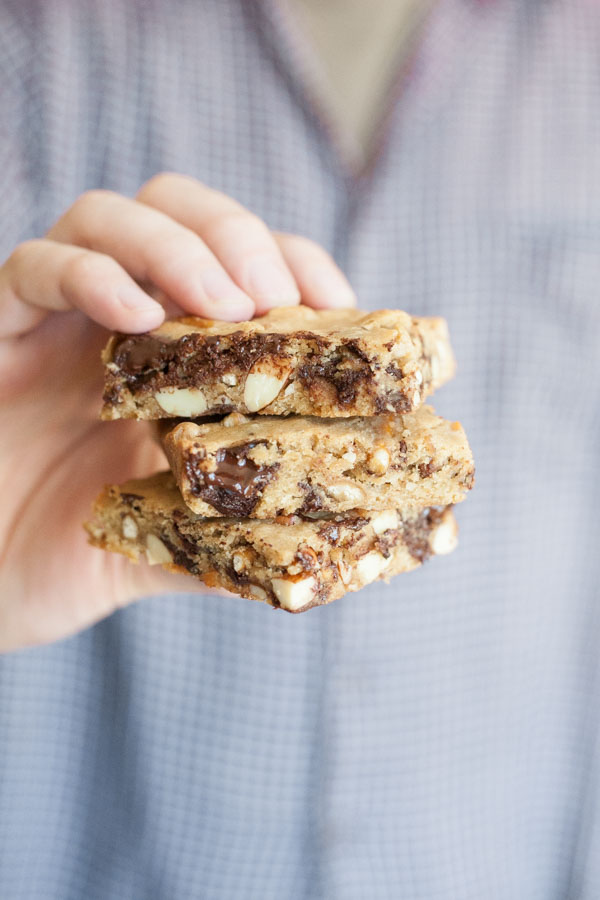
[402,507,445,561]
[226,564,250,586]
[341,338,371,363]
[299,481,324,513]
[317,512,368,543]
[463,470,475,489]
[374,392,412,414]
[297,358,371,407]
[385,363,404,379]
[184,442,278,516]
[159,533,199,574]
[111,331,291,395]
[172,523,201,559]
[113,335,175,375]
[318,522,340,544]
[120,492,144,505]
[342,513,370,532]
[296,340,374,408]
[374,535,395,557]
[333,369,371,406]
[102,382,123,406]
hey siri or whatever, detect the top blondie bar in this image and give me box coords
[101,306,455,420]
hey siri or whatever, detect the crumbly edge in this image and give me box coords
[85,476,457,612]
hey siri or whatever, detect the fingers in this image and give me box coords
[0,240,165,338]
[48,189,255,322]
[1,175,357,341]
[137,174,300,315]
[139,174,355,312]
[275,232,356,309]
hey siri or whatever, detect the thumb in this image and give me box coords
[121,556,232,606]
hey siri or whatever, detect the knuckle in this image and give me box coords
[138,171,187,202]
[146,226,206,264]
[285,233,329,258]
[6,240,40,271]
[227,209,265,231]
[144,230,213,283]
[62,250,106,285]
[74,188,114,211]
[68,189,116,228]
[240,210,270,235]
[208,208,271,245]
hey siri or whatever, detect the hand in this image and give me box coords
[0,173,355,652]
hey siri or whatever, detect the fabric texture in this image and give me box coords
[290,0,431,166]
[1,1,600,898]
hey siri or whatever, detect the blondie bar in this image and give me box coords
[86,472,458,612]
[160,406,474,518]
[101,307,455,420]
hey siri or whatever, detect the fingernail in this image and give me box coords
[118,284,163,312]
[200,268,255,320]
[308,268,357,307]
[246,257,300,306]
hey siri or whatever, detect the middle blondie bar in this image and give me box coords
[160,406,474,519]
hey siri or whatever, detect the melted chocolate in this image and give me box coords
[113,335,175,374]
[297,355,371,407]
[294,340,374,408]
[185,442,278,516]
[106,328,410,418]
[109,331,290,394]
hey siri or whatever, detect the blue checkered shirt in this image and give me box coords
[1,1,600,897]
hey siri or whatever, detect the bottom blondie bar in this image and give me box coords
[86,472,458,613]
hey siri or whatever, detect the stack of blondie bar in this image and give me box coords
[86,307,473,612]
